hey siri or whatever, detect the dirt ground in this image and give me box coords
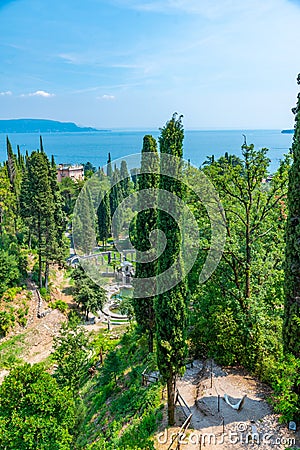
[0,266,124,384]
[155,360,299,450]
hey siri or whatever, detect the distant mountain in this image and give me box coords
[281,129,294,134]
[0,119,102,133]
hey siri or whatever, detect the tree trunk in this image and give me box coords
[167,373,176,426]
[38,251,43,288]
[245,207,251,300]
[44,261,49,290]
[148,328,153,353]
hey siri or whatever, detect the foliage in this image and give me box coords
[59,176,83,216]
[0,363,75,449]
[39,287,51,301]
[271,354,300,422]
[20,150,66,288]
[72,266,106,320]
[133,135,159,353]
[75,328,162,449]
[0,249,20,296]
[284,73,300,358]
[53,322,90,395]
[190,146,290,375]
[155,113,188,425]
[49,299,68,313]
[97,190,111,247]
[0,335,25,369]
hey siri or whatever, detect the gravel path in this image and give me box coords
[156,360,298,450]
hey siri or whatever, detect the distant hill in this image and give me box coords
[281,129,294,134]
[0,119,101,133]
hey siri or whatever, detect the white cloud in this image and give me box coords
[112,0,257,17]
[98,94,116,100]
[21,90,55,98]
[0,91,12,96]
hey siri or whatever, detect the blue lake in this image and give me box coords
[0,129,293,172]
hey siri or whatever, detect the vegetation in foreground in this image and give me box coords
[0,77,300,448]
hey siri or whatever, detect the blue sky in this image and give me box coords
[0,0,300,129]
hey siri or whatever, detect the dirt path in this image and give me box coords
[155,360,298,450]
[0,267,69,383]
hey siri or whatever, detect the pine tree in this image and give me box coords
[154,114,188,425]
[284,74,300,358]
[133,135,159,352]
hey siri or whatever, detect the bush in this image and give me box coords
[39,287,51,301]
[271,355,300,423]
[49,299,68,313]
[0,310,15,336]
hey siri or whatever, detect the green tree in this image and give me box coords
[59,176,82,216]
[83,161,96,179]
[20,150,65,288]
[53,322,90,394]
[97,191,111,247]
[0,363,75,450]
[107,152,112,178]
[154,113,188,425]
[0,249,20,296]
[109,166,123,238]
[120,159,132,198]
[73,184,96,255]
[284,73,300,358]
[72,266,106,320]
[191,145,290,372]
[133,135,159,353]
[0,165,16,238]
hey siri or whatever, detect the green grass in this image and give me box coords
[75,328,163,450]
[0,333,26,369]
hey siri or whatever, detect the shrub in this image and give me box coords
[271,355,300,423]
[49,299,68,313]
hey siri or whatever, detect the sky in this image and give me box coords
[0,0,300,129]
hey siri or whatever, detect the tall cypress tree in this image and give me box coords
[120,159,132,198]
[154,114,188,425]
[44,155,67,287]
[20,151,55,287]
[6,137,20,232]
[97,191,111,247]
[133,135,159,352]
[107,152,112,178]
[109,167,122,238]
[284,74,300,358]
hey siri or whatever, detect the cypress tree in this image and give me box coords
[154,114,188,425]
[109,167,122,238]
[107,152,112,178]
[20,151,55,287]
[97,191,111,247]
[133,135,159,352]
[6,137,21,231]
[284,74,300,358]
[44,155,67,287]
[120,159,132,198]
[73,185,96,255]
[40,135,44,153]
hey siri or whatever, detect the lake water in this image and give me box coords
[0,129,293,172]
